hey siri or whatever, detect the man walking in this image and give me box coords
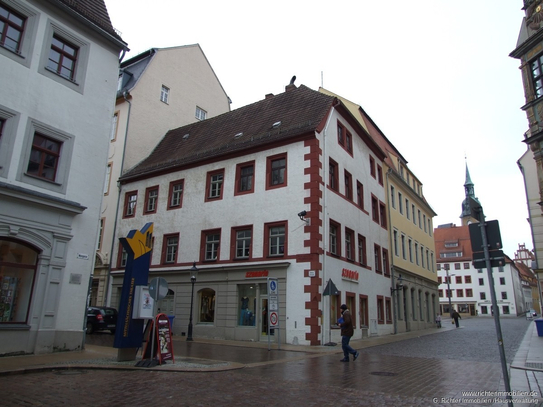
[339,304,359,362]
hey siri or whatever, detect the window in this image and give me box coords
[344,170,352,201]
[0,239,39,324]
[374,244,382,273]
[401,234,406,260]
[418,210,422,228]
[398,192,403,214]
[0,3,25,53]
[371,196,379,223]
[531,54,543,98]
[162,234,178,264]
[377,296,384,324]
[329,158,338,191]
[463,262,470,269]
[414,242,419,265]
[47,35,78,80]
[356,181,364,209]
[345,130,353,153]
[481,306,488,315]
[377,165,383,185]
[232,227,252,259]
[501,292,507,300]
[480,292,486,300]
[465,276,471,284]
[345,228,354,261]
[358,234,367,266]
[199,288,215,322]
[266,222,286,257]
[110,112,118,141]
[500,277,506,285]
[382,248,389,276]
[466,289,473,297]
[390,186,396,208]
[123,191,137,218]
[329,221,340,256]
[206,169,224,201]
[406,199,410,219]
[393,230,399,256]
[502,306,510,315]
[479,278,484,286]
[455,276,462,284]
[97,218,104,251]
[369,156,376,178]
[379,202,387,228]
[119,245,128,267]
[27,133,60,181]
[239,284,256,326]
[195,106,207,120]
[202,230,220,261]
[385,298,392,323]
[144,186,159,214]
[235,161,255,195]
[168,180,184,209]
[456,289,463,298]
[337,122,344,145]
[455,263,461,270]
[412,204,416,224]
[160,85,169,103]
[103,162,112,194]
[267,153,287,189]
[438,290,443,297]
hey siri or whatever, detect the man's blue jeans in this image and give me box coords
[342,335,355,359]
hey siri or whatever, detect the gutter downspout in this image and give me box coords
[385,168,398,334]
[321,100,339,345]
[104,91,132,306]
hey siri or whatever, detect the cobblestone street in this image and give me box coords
[1,317,540,406]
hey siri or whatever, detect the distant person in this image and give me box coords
[435,313,442,328]
[338,304,359,362]
[452,310,461,328]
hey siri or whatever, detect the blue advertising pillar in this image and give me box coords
[114,223,153,361]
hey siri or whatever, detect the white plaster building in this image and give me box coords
[110,82,394,346]
[94,45,231,307]
[0,0,127,354]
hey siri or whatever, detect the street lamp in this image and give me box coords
[187,262,198,341]
[390,275,404,293]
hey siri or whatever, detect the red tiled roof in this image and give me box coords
[121,85,336,182]
[434,224,473,261]
[54,0,125,43]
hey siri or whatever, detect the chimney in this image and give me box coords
[265,93,274,99]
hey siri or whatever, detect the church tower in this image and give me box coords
[460,163,481,226]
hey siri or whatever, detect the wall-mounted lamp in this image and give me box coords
[391,275,404,293]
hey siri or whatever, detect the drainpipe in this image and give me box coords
[385,168,398,334]
[104,91,132,306]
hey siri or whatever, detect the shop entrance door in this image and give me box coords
[260,297,274,338]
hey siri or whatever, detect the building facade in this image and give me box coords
[0,0,126,354]
[319,88,439,334]
[93,45,231,307]
[110,83,395,346]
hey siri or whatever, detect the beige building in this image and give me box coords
[93,45,231,307]
[319,89,438,334]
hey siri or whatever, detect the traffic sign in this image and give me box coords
[269,311,278,327]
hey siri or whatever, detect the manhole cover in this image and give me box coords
[370,371,398,376]
[55,370,86,375]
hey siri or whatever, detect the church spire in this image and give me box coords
[460,161,480,225]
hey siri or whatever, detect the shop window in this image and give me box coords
[0,239,39,323]
[198,288,215,323]
[238,284,256,326]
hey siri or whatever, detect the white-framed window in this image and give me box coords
[160,85,169,103]
[195,106,207,120]
[110,112,118,141]
[205,232,220,261]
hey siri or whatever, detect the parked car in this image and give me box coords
[531,309,538,317]
[86,306,117,334]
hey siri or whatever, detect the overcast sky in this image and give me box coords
[105,0,531,257]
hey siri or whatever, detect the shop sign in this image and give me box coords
[341,267,359,282]
[245,270,269,278]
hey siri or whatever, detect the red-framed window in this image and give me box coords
[231,226,253,260]
[329,219,341,257]
[379,201,387,229]
[264,221,287,257]
[337,122,345,146]
[374,244,382,273]
[144,186,159,214]
[266,153,287,189]
[377,165,383,185]
[123,190,137,218]
[344,170,353,201]
[356,181,364,209]
[345,228,354,261]
[358,234,367,266]
[385,297,392,323]
[161,233,179,264]
[205,169,225,201]
[329,158,339,192]
[377,296,384,324]
[0,4,25,53]
[382,248,390,276]
[167,179,184,210]
[369,155,376,178]
[27,133,61,181]
[201,229,221,262]
[371,195,379,223]
[235,161,255,195]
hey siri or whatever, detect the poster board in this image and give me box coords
[142,313,174,364]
